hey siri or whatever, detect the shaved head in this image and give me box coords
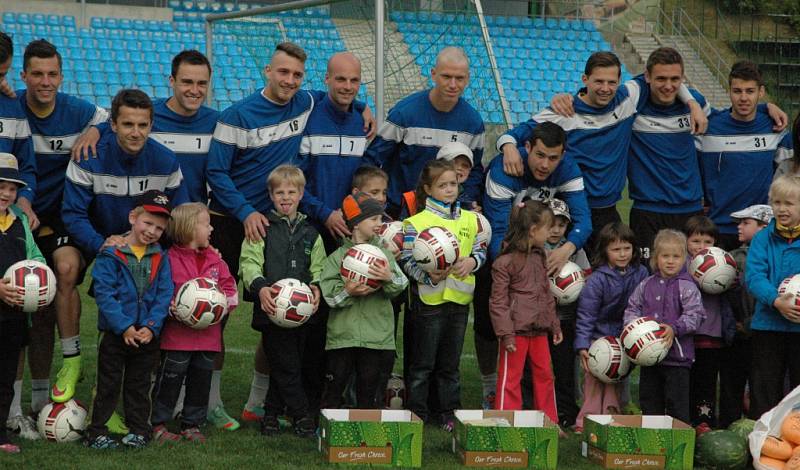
[327,52,361,74]
[435,46,469,69]
[325,52,362,111]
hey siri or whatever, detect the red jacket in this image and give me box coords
[160,245,238,352]
[490,248,560,342]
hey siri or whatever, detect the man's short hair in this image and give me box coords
[646,47,683,74]
[435,46,469,69]
[23,39,62,72]
[351,165,388,190]
[584,51,621,77]
[171,49,212,77]
[111,89,154,122]
[0,32,13,65]
[729,60,764,87]
[267,164,306,191]
[526,122,567,150]
[274,42,307,63]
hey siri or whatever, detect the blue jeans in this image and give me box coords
[151,350,215,428]
[405,298,468,422]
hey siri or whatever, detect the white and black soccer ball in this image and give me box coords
[378,221,404,252]
[778,274,800,323]
[340,243,389,291]
[174,277,229,329]
[620,317,670,366]
[587,336,632,384]
[270,278,315,328]
[37,399,87,442]
[473,211,492,251]
[412,226,460,272]
[688,247,738,294]
[4,260,56,313]
[549,261,585,305]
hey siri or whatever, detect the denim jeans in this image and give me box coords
[151,350,215,428]
[405,298,468,422]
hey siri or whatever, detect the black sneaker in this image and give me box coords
[294,417,316,438]
[121,433,149,449]
[260,415,280,436]
[84,434,120,450]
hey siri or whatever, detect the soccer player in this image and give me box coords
[696,61,793,251]
[364,46,485,219]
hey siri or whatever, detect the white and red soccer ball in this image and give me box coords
[173,277,229,329]
[587,336,632,384]
[473,211,492,251]
[620,317,671,366]
[778,274,800,323]
[4,260,56,313]
[549,261,585,305]
[37,399,87,442]
[412,226,460,272]
[270,278,315,328]
[378,221,404,252]
[688,247,738,294]
[340,243,389,291]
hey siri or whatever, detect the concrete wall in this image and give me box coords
[0,0,172,27]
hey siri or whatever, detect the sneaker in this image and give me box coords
[180,427,206,443]
[106,411,128,435]
[84,434,119,450]
[294,417,316,439]
[241,405,265,423]
[441,417,455,433]
[121,433,148,449]
[481,392,496,411]
[152,424,180,445]
[51,355,82,403]
[0,443,21,454]
[6,415,40,440]
[260,415,280,436]
[573,425,584,435]
[208,405,240,431]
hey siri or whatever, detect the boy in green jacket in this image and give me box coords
[320,192,408,409]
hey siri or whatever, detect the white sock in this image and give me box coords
[207,370,223,413]
[60,335,80,357]
[31,379,50,413]
[245,371,269,410]
[481,373,497,397]
[9,380,22,418]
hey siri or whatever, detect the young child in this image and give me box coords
[239,164,325,438]
[684,216,735,429]
[745,175,800,419]
[719,204,772,427]
[545,198,590,429]
[85,190,174,450]
[320,192,408,408]
[150,203,238,444]
[624,229,704,424]
[574,222,648,430]
[490,200,561,424]
[400,159,485,431]
[0,153,44,454]
[352,165,389,210]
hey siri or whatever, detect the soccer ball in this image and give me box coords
[270,278,315,328]
[689,247,738,294]
[412,226,460,272]
[3,260,57,313]
[173,278,229,329]
[778,274,800,323]
[549,261,585,305]
[587,336,632,384]
[340,243,389,291]
[37,399,87,442]
[378,221,404,252]
[620,317,671,366]
[473,211,492,250]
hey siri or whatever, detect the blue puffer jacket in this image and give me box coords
[92,244,172,336]
[746,220,800,333]
[574,263,649,351]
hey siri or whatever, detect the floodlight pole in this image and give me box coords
[375,0,385,127]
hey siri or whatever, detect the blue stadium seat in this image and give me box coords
[62,15,76,28]
[32,13,46,25]
[132,19,146,31]
[159,21,173,32]
[118,62,132,74]
[119,18,132,30]
[90,73,106,85]
[185,12,200,22]
[91,17,104,29]
[154,86,168,98]
[94,83,109,96]
[16,13,30,24]
[46,14,60,27]
[139,85,155,97]
[228,89,243,102]
[135,74,152,87]
[191,23,204,34]
[98,96,111,109]
[107,73,122,86]
[173,11,186,22]
[130,52,145,64]
[2,13,15,24]
[168,0,182,9]
[176,22,189,33]
[78,83,93,95]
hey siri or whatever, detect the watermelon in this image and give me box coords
[695,430,749,470]
[728,418,756,442]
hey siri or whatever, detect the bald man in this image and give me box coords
[364,46,486,218]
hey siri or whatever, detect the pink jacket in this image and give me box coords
[160,245,238,352]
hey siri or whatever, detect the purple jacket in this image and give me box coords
[575,264,649,351]
[624,270,704,367]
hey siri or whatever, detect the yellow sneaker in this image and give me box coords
[106,411,129,435]
[51,356,82,403]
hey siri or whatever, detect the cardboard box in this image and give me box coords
[581,415,695,470]
[318,409,423,467]
[452,410,559,468]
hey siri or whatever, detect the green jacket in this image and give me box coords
[321,237,408,351]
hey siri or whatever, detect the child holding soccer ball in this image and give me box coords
[319,193,408,409]
[150,203,238,444]
[399,159,485,431]
[624,229,704,424]
[574,222,648,430]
